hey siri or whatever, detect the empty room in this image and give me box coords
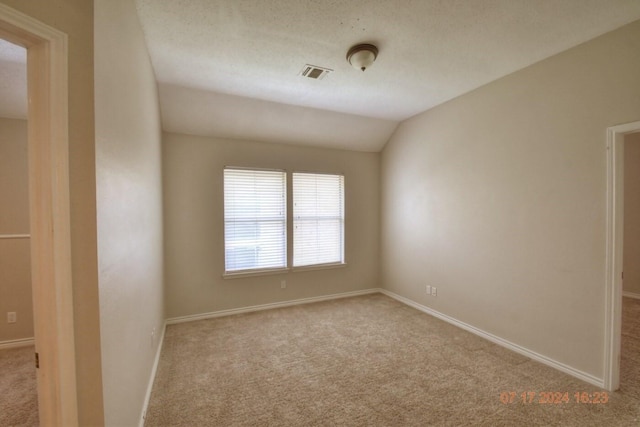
[1,0,640,426]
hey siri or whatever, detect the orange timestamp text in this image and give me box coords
[500,391,609,404]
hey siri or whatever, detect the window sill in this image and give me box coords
[223,267,290,279]
[292,262,347,273]
[223,263,347,279]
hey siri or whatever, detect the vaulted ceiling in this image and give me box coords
[135,0,640,151]
[2,1,640,151]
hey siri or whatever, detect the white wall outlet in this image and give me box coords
[7,312,16,323]
[281,280,286,289]
[431,287,437,296]
[426,285,431,294]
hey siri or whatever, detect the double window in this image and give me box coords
[224,168,344,275]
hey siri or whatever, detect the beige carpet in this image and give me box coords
[145,294,640,426]
[0,345,38,426]
[622,296,640,401]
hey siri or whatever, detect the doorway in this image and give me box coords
[0,3,78,425]
[604,120,640,391]
[620,132,640,398]
[0,38,35,422]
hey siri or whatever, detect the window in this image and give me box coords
[293,173,344,267]
[224,168,286,274]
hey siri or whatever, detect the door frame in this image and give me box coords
[604,120,640,391]
[0,4,78,425]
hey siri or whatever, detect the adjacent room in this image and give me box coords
[1,0,639,425]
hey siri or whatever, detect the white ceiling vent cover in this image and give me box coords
[299,64,333,80]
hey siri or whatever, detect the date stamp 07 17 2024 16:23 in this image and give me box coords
[500,391,609,405]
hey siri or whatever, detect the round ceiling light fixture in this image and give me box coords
[346,43,378,72]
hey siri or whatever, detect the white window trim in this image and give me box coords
[223,267,290,279]
[222,167,347,279]
[292,262,347,273]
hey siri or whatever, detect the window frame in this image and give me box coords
[292,171,346,269]
[222,167,346,279]
[223,167,289,277]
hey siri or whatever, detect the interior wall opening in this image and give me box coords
[0,37,38,426]
[621,131,640,398]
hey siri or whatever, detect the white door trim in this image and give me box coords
[0,4,78,425]
[604,120,640,391]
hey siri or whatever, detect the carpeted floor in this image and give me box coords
[622,295,640,401]
[1,296,637,426]
[144,294,640,426]
[0,345,38,426]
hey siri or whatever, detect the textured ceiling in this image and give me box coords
[135,0,640,120]
[159,83,398,151]
[0,39,26,120]
[135,0,640,151]
[136,0,640,151]
[1,2,639,151]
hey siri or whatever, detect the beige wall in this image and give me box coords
[163,133,379,318]
[0,118,28,233]
[381,19,640,380]
[95,0,165,425]
[624,132,640,296]
[0,117,33,343]
[0,1,104,423]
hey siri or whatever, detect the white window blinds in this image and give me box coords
[224,168,287,273]
[293,173,344,267]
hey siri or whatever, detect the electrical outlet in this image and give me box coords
[431,287,437,297]
[7,312,16,323]
[281,280,286,289]
[426,285,431,294]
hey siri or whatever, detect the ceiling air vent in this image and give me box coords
[299,64,333,80]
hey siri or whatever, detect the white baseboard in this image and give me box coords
[0,337,34,350]
[623,291,640,300]
[379,289,604,388]
[139,322,167,427]
[166,288,381,325]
